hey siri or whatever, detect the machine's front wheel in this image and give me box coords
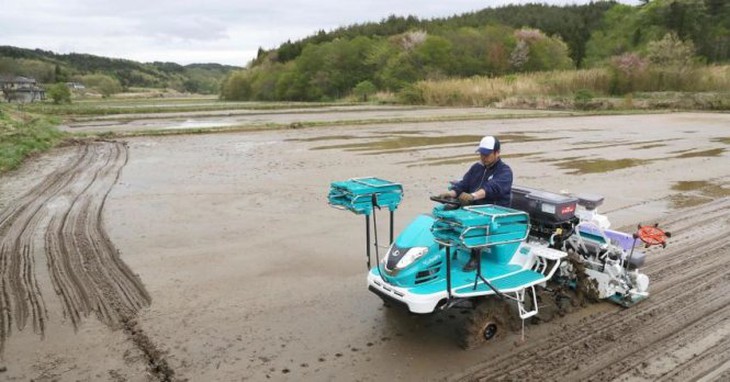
[482,322,498,341]
[458,298,510,349]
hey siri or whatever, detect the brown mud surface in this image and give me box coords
[0,111,728,381]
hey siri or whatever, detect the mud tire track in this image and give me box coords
[45,142,151,328]
[453,197,730,382]
[0,142,168,379]
[0,144,88,352]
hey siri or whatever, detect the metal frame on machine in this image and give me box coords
[431,206,570,324]
[432,206,531,298]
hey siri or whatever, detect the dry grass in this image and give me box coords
[411,65,730,109]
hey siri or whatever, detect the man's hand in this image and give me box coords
[458,192,474,206]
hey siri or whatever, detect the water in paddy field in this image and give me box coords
[164,119,231,130]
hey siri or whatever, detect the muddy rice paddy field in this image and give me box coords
[1,107,729,381]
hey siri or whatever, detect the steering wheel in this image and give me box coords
[429,195,462,210]
[635,223,671,248]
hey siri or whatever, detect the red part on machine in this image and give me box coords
[636,224,669,247]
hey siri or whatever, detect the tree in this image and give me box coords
[353,80,377,101]
[220,70,252,100]
[413,35,454,77]
[54,64,69,82]
[79,74,122,98]
[510,40,530,71]
[47,83,71,104]
[509,28,573,72]
[646,32,696,67]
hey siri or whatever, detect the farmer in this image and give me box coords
[438,135,513,271]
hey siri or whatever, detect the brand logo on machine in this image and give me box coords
[423,255,438,266]
[561,204,576,214]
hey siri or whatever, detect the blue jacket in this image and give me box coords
[452,159,513,207]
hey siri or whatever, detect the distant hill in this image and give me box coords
[227,0,729,102]
[254,2,616,68]
[256,1,729,69]
[0,46,241,94]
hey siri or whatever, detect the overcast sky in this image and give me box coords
[1,1,640,67]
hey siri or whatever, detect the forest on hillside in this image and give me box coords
[0,46,239,95]
[221,0,730,103]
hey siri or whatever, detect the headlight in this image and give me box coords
[395,247,428,269]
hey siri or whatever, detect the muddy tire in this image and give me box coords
[458,298,510,350]
[566,251,601,304]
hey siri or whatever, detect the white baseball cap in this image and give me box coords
[476,136,500,155]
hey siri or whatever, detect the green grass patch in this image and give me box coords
[0,105,67,173]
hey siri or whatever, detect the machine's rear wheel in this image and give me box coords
[458,298,510,349]
[565,250,601,304]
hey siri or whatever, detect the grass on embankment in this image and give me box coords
[0,104,67,173]
[407,65,730,110]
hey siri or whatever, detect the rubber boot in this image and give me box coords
[463,251,478,272]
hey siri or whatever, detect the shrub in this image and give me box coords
[47,83,72,104]
[573,89,595,109]
[608,53,648,95]
[397,84,425,104]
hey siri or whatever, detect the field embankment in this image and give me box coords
[0,105,66,173]
[20,97,355,117]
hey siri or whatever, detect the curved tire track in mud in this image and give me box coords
[0,141,173,380]
[44,142,150,329]
[454,198,730,382]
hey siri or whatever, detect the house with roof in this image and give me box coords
[0,75,46,103]
[66,82,86,90]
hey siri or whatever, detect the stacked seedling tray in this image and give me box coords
[328,177,403,215]
[431,205,530,248]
